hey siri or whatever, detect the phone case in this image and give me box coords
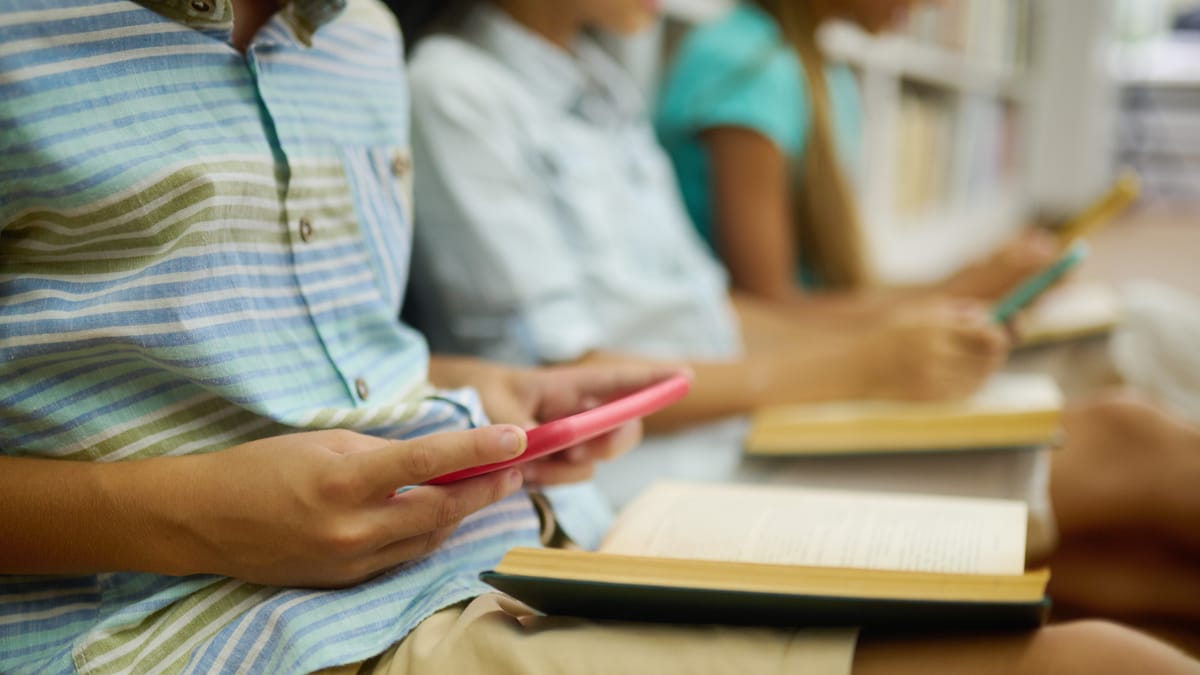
[426,374,692,485]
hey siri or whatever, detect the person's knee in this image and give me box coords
[1064,390,1161,448]
[1026,620,1196,675]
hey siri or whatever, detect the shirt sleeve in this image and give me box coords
[407,44,603,365]
[659,13,810,158]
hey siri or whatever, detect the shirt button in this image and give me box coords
[354,377,370,401]
[189,0,213,12]
[391,152,412,177]
[298,217,314,242]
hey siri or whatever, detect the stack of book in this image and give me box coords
[745,373,1061,457]
[486,374,1065,631]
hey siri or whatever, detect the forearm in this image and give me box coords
[579,344,871,434]
[652,352,869,429]
[739,287,936,328]
[732,292,884,353]
[732,292,828,353]
[427,354,505,390]
[0,455,203,576]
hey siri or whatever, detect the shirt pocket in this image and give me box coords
[341,145,414,312]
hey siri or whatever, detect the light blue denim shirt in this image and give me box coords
[406,5,749,507]
[407,6,740,366]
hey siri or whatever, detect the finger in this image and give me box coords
[357,524,462,579]
[1022,229,1060,259]
[530,421,642,475]
[480,378,540,430]
[949,299,994,325]
[537,364,692,421]
[953,321,1010,354]
[928,373,984,401]
[915,357,993,400]
[578,420,643,461]
[519,459,596,487]
[356,426,527,496]
[933,348,1005,387]
[1003,313,1025,344]
[378,468,524,538]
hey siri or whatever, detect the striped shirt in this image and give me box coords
[0,1,540,673]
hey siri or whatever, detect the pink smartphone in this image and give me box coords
[426,374,692,485]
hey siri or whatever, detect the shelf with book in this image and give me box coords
[657,0,1084,283]
[820,22,1028,103]
[821,0,1036,283]
[1111,38,1200,201]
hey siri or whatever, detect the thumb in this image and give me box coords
[356,425,527,497]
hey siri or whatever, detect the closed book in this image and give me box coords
[745,373,1062,456]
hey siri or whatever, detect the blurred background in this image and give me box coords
[606,0,1200,290]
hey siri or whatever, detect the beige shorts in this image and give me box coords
[322,592,857,675]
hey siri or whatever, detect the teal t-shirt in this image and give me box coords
[655,2,863,257]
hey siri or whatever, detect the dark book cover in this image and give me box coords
[482,572,1050,634]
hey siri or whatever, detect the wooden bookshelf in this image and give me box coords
[820,23,1027,102]
[818,0,1036,284]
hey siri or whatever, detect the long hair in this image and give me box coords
[750,0,872,289]
[386,0,476,52]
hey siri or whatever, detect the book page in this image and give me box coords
[601,482,1027,576]
[1024,282,1121,337]
[737,447,1047,505]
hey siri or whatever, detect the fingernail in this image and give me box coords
[506,469,524,490]
[567,446,587,462]
[498,427,525,457]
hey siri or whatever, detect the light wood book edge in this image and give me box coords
[745,410,1060,455]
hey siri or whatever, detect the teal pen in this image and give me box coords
[993,243,1090,324]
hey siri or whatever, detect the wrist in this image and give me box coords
[758,343,872,406]
[428,354,511,391]
[822,335,884,400]
[94,455,216,577]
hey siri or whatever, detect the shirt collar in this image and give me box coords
[462,4,644,124]
[136,0,345,47]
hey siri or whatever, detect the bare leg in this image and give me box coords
[1048,533,1200,623]
[854,621,1200,675]
[1052,391,1200,553]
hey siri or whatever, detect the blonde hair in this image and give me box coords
[753,0,872,288]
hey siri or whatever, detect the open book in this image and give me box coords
[484,482,1050,630]
[745,373,1063,456]
[1020,282,1122,348]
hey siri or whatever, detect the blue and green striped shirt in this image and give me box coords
[0,1,540,672]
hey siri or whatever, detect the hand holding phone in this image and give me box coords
[427,374,692,485]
